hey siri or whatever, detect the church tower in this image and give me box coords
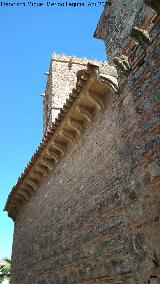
[41,53,90,133]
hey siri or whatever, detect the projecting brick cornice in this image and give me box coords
[4,62,118,220]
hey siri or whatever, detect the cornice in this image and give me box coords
[4,62,118,221]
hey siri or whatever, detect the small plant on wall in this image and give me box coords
[0,258,11,282]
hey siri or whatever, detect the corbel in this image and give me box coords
[15,193,26,204]
[49,141,66,156]
[67,118,84,136]
[130,27,151,48]
[59,129,76,144]
[85,91,104,111]
[14,193,28,207]
[8,205,18,216]
[28,177,40,186]
[75,105,94,123]
[40,157,54,171]
[113,55,131,76]
[17,188,32,200]
[98,74,119,93]
[29,172,43,183]
[25,179,37,192]
[46,147,60,163]
[87,63,99,74]
[36,163,49,176]
[23,186,35,197]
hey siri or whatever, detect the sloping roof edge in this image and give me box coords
[4,62,118,221]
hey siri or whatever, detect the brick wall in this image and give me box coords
[10,2,160,284]
[94,0,155,59]
[11,22,160,281]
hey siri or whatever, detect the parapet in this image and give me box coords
[51,52,104,65]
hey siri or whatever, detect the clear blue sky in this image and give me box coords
[0,2,106,259]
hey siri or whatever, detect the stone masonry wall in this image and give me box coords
[43,54,88,133]
[94,0,155,59]
[11,18,160,282]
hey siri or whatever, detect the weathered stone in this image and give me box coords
[144,0,160,14]
[113,55,131,76]
[130,27,151,48]
[94,0,154,58]
[5,1,160,283]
